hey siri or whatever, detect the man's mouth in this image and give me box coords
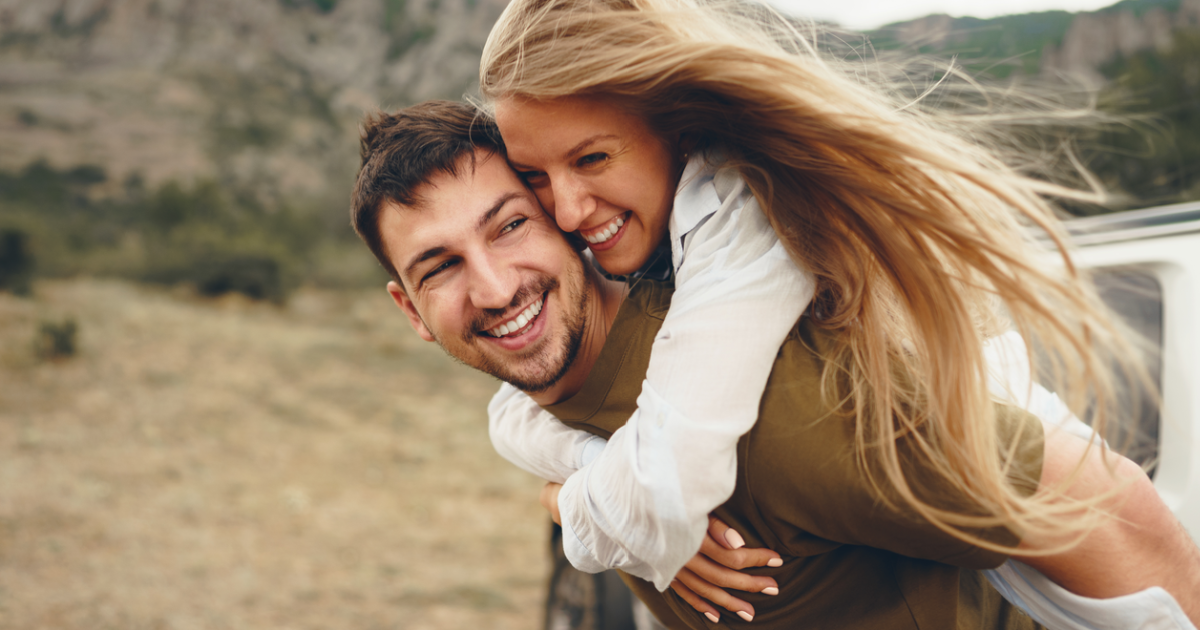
[580,212,627,245]
[484,295,545,338]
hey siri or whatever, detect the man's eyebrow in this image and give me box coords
[401,191,524,283]
[403,246,447,282]
[507,134,619,171]
[477,191,523,231]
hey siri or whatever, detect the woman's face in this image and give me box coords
[494,96,680,275]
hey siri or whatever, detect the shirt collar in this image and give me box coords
[669,151,723,269]
[671,152,721,240]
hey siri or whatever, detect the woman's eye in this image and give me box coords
[499,218,527,235]
[518,170,548,186]
[578,153,608,167]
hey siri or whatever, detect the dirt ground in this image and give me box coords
[0,279,551,630]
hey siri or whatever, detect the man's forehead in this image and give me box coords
[387,154,521,230]
[379,152,530,276]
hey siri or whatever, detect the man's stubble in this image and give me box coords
[433,254,593,394]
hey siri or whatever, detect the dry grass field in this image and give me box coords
[0,279,550,630]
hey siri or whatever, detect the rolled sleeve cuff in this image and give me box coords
[560,510,608,575]
[579,436,607,468]
[984,560,1197,630]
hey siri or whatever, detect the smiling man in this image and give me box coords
[352,101,626,408]
[349,101,1200,630]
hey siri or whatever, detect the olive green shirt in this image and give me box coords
[542,279,1044,630]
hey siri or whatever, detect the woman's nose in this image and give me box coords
[550,177,595,234]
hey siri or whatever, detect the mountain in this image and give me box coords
[0,0,507,200]
[869,0,1200,206]
[872,0,1200,82]
[0,0,508,294]
[0,0,1196,297]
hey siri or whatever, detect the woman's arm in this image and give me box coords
[985,329,1199,621]
[488,383,606,484]
[556,164,816,590]
[1013,428,1200,624]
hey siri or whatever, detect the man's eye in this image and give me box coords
[499,218,527,235]
[578,153,608,167]
[421,260,456,283]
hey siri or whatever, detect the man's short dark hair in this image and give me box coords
[351,100,505,284]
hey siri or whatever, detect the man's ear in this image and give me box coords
[387,281,436,342]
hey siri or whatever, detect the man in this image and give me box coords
[350,101,1200,629]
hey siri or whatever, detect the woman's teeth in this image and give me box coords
[584,215,624,244]
[487,297,544,338]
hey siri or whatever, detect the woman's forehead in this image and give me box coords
[495,96,656,158]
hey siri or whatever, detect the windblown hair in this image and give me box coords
[351,100,505,285]
[479,0,1148,550]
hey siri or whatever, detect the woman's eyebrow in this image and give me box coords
[506,134,620,171]
[564,134,618,159]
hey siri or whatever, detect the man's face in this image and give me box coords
[381,149,592,393]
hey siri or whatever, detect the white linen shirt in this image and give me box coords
[488,154,816,590]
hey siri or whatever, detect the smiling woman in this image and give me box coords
[495,96,679,276]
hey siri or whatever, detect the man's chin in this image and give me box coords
[481,353,572,394]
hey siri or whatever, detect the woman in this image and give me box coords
[475,0,1197,625]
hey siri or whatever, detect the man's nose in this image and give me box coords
[466,254,520,310]
[550,175,595,234]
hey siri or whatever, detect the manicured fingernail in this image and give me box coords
[705,612,720,623]
[724,529,745,549]
[767,558,783,568]
[737,611,754,622]
[762,586,779,596]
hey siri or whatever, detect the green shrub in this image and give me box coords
[36,318,78,359]
[194,254,285,302]
[0,229,34,295]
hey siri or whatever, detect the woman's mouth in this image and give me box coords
[580,213,628,248]
[485,296,545,338]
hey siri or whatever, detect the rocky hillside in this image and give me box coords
[1043,0,1200,81]
[876,0,1200,82]
[873,0,1200,205]
[2,0,1194,203]
[0,0,506,201]
[0,0,1195,298]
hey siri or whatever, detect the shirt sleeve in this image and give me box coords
[984,560,1197,630]
[558,168,817,590]
[984,330,1101,443]
[487,383,607,484]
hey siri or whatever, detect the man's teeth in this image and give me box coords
[487,297,544,338]
[584,215,624,244]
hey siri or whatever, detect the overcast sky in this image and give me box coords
[771,0,1120,31]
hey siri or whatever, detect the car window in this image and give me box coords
[1093,267,1164,473]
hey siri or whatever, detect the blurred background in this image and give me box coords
[0,0,1196,628]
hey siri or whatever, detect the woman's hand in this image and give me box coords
[670,516,782,624]
[540,482,562,525]
[539,488,782,623]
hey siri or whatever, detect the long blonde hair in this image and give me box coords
[480,0,1145,550]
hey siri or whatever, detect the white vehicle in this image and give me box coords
[1049,201,1200,537]
[546,201,1200,630]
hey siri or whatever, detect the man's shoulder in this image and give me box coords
[625,277,673,322]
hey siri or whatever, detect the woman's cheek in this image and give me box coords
[532,188,556,217]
